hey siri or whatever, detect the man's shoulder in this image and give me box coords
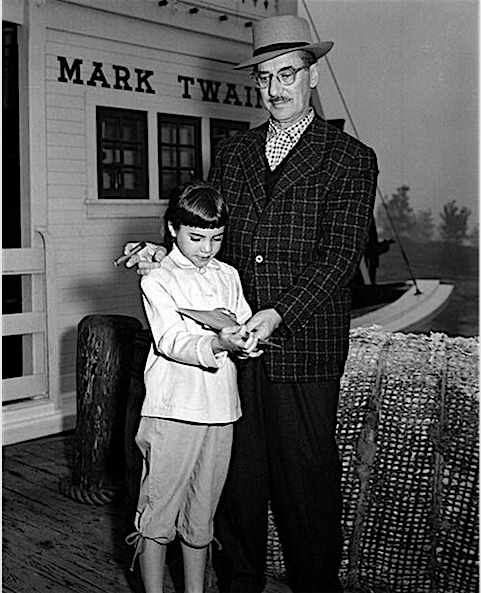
[217,122,267,151]
[312,116,375,156]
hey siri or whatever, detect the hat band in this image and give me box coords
[252,41,310,58]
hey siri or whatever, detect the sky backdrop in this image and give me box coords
[301,0,478,233]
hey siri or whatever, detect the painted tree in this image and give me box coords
[439,200,471,244]
[467,223,479,248]
[411,209,435,242]
[376,185,415,237]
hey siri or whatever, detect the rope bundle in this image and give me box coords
[266,327,479,593]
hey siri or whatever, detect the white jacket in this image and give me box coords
[140,245,252,424]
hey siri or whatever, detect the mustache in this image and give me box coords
[269,96,289,104]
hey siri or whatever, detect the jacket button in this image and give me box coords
[254,254,264,264]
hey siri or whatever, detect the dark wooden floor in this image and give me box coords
[2,431,291,593]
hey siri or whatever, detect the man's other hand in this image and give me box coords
[246,308,282,341]
[123,242,167,276]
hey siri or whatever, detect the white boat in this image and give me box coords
[350,279,454,332]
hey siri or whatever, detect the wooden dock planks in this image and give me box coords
[3,431,292,593]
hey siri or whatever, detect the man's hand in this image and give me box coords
[123,242,167,276]
[246,308,282,341]
[212,324,260,356]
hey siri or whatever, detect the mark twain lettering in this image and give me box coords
[57,57,262,108]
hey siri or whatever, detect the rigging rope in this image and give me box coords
[301,0,420,293]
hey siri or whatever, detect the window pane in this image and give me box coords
[123,118,141,142]
[124,171,135,190]
[102,171,113,190]
[102,148,115,164]
[103,117,119,140]
[179,147,195,168]
[179,125,194,145]
[123,149,135,166]
[162,170,177,198]
[162,147,176,167]
[161,124,176,144]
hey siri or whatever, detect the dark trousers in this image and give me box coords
[214,358,343,593]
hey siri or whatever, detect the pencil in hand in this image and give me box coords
[113,242,147,267]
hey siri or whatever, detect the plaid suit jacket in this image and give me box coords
[209,115,378,382]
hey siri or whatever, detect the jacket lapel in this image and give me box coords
[235,118,330,216]
[239,124,268,217]
[269,117,329,201]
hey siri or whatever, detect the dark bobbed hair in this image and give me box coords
[164,181,228,250]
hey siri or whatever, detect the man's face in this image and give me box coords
[256,51,319,129]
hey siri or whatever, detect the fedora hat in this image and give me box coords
[234,15,333,70]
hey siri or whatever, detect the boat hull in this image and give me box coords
[351,279,454,332]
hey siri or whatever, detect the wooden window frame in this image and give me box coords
[158,113,202,200]
[96,107,148,200]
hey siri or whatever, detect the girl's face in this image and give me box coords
[168,222,225,268]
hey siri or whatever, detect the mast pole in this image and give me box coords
[301,0,421,293]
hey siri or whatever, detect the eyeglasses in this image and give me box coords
[251,65,309,89]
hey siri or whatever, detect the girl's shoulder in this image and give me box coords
[140,256,175,287]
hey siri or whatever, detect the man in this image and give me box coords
[125,14,378,593]
[364,220,395,284]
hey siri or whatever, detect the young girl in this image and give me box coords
[127,182,259,593]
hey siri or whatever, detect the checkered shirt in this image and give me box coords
[265,107,314,170]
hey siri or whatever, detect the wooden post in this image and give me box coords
[60,314,142,505]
